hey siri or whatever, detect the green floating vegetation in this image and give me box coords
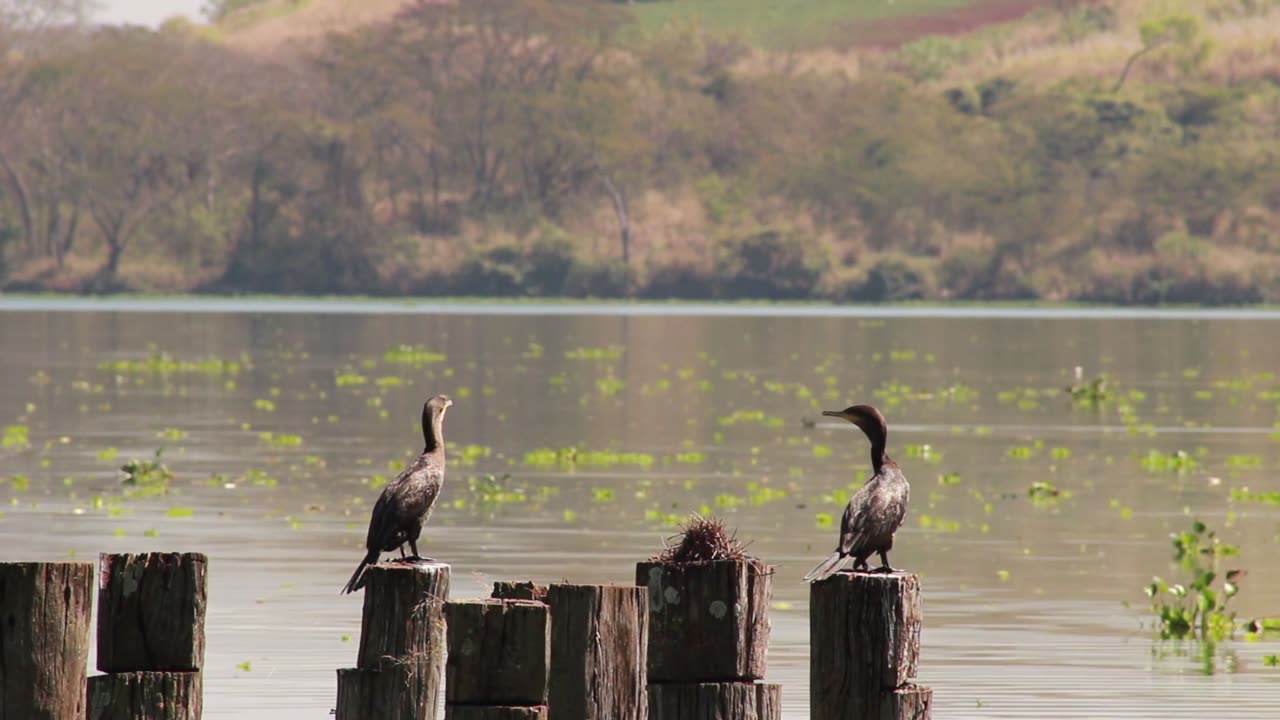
[166,507,194,518]
[673,451,704,464]
[596,376,625,396]
[917,514,960,531]
[1225,454,1262,470]
[120,448,174,495]
[1027,481,1068,505]
[466,474,526,507]
[258,432,302,447]
[254,398,276,411]
[1140,449,1198,472]
[383,344,447,364]
[718,409,766,426]
[523,446,654,468]
[901,444,941,463]
[564,345,623,360]
[938,472,961,485]
[1065,373,1111,405]
[2,425,30,450]
[1145,520,1243,643]
[334,371,367,386]
[98,352,242,375]
[1229,487,1280,505]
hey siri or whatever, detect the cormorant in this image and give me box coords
[341,394,452,594]
[804,404,910,582]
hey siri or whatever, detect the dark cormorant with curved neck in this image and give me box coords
[342,394,452,594]
[804,404,910,582]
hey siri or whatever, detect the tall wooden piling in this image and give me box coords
[89,553,208,720]
[445,598,549,719]
[0,561,94,720]
[810,571,932,720]
[547,583,648,720]
[337,562,450,720]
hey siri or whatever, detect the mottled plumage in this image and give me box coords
[341,394,452,594]
[804,404,910,582]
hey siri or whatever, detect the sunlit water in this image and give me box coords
[2,300,1279,719]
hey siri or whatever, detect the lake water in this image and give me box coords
[2,300,1279,718]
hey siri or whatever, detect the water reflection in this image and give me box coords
[1,305,1279,718]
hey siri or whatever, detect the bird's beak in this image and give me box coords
[445,399,453,408]
[821,410,843,418]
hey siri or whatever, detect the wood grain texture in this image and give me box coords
[648,682,781,720]
[446,599,549,705]
[491,581,548,603]
[87,671,202,720]
[810,571,926,720]
[336,658,440,720]
[445,707,548,720]
[636,560,772,682]
[0,562,93,720]
[357,562,450,670]
[96,553,207,673]
[547,584,648,720]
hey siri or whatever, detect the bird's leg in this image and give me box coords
[853,557,869,573]
[874,550,895,574]
[408,539,421,560]
[398,545,407,559]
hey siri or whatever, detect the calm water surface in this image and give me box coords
[2,301,1279,718]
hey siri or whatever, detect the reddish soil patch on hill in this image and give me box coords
[841,0,1058,49]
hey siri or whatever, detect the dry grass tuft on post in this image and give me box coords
[652,513,747,564]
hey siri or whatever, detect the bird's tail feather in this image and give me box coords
[803,550,846,582]
[341,550,379,595]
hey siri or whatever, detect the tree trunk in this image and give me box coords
[0,148,35,255]
[599,169,631,271]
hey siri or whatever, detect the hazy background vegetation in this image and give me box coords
[1,0,1279,303]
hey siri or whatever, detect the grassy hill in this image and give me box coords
[208,0,1055,51]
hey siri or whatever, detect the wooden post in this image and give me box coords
[445,599,548,705]
[635,559,771,682]
[97,553,208,672]
[89,553,208,720]
[648,682,781,720]
[547,583,648,720]
[810,571,932,720]
[0,561,93,720]
[337,562,450,720]
[87,671,202,720]
[491,580,548,603]
[446,708,547,720]
[637,559,779,720]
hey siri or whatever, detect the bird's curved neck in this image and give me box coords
[422,409,444,453]
[863,426,887,474]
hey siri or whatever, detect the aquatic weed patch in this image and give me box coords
[382,344,447,365]
[99,352,243,375]
[1144,520,1243,642]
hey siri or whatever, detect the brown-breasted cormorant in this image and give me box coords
[804,404,910,582]
[341,394,452,594]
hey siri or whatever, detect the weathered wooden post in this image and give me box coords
[810,571,932,720]
[88,552,208,720]
[336,562,450,720]
[445,599,549,719]
[637,515,781,720]
[547,583,648,720]
[0,561,94,720]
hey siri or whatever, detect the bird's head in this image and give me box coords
[425,394,453,417]
[821,404,886,436]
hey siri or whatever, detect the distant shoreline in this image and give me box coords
[3,294,1280,320]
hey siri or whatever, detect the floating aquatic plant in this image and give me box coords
[1145,520,1243,642]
